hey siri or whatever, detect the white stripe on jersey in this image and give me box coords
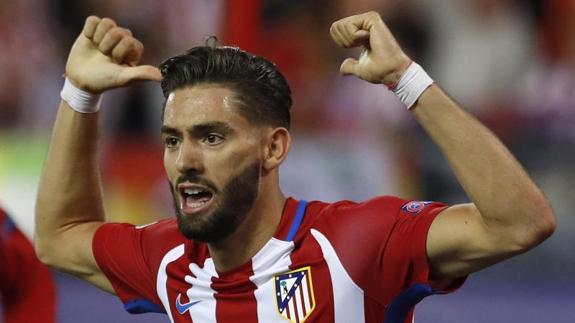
[301,275,312,316]
[185,259,218,322]
[295,286,305,321]
[250,238,295,322]
[311,229,365,323]
[157,244,185,323]
[288,300,297,322]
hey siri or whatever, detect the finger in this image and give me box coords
[111,37,143,65]
[354,30,370,39]
[99,27,132,55]
[350,11,382,31]
[118,27,132,37]
[330,22,350,48]
[333,19,368,48]
[93,18,117,45]
[98,27,127,55]
[334,30,349,48]
[344,20,370,45]
[118,65,162,85]
[337,23,355,48]
[340,58,359,76]
[83,16,101,39]
[330,22,343,46]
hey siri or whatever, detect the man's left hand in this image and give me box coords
[330,11,411,86]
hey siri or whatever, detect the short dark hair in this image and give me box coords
[160,46,292,129]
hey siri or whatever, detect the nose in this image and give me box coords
[175,139,205,174]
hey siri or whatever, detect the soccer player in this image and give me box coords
[35,11,555,323]
[1,208,56,323]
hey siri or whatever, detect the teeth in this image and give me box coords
[184,188,205,195]
[181,188,212,212]
[187,200,207,208]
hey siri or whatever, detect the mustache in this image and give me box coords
[175,171,219,193]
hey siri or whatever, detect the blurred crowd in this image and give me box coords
[0,0,574,269]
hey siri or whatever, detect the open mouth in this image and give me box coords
[178,184,215,214]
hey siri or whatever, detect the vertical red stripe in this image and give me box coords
[165,244,211,323]
[285,302,291,320]
[289,236,335,322]
[273,198,299,240]
[223,0,262,53]
[213,260,258,322]
[166,259,195,323]
[294,298,301,323]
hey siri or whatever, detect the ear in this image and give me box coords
[262,127,291,172]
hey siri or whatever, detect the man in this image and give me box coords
[1,208,56,323]
[35,11,555,323]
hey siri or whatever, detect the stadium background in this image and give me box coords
[0,0,574,322]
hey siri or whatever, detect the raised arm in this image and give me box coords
[330,11,555,279]
[34,16,161,292]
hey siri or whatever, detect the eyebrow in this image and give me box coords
[161,121,235,137]
[161,125,181,136]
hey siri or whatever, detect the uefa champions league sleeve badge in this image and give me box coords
[401,201,433,215]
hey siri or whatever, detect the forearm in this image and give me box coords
[411,85,554,244]
[35,101,104,253]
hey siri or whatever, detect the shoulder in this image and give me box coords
[306,196,408,222]
[294,196,409,247]
[134,217,181,237]
[94,217,186,262]
[299,196,446,254]
[98,217,180,239]
[93,217,199,283]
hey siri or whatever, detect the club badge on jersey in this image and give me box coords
[274,267,316,323]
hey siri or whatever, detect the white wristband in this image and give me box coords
[391,62,434,109]
[60,78,102,113]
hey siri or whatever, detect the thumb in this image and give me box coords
[340,58,359,76]
[118,65,162,84]
[353,29,370,41]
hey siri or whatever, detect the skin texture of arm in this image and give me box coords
[35,100,111,291]
[412,86,555,279]
[330,11,556,280]
[34,16,161,292]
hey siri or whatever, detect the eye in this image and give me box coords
[164,136,181,149]
[203,133,224,145]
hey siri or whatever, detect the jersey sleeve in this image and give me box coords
[319,196,465,310]
[92,222,166,314]
[376,197,466,322]
[383,199,465,289]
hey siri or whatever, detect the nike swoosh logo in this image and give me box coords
[175,293,201,315]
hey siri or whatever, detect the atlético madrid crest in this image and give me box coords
[274,267,316,323]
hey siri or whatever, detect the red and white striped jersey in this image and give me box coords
[93,196,464,323]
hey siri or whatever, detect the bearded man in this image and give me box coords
[35,11,555,323]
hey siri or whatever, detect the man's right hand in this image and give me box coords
[65,16,162,94]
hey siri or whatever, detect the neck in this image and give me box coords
[207,174,285,272]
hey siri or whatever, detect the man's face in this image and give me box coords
[162,85,263,242]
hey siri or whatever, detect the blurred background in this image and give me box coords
[0,0,574,322]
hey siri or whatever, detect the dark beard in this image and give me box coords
[170,161,260,243]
